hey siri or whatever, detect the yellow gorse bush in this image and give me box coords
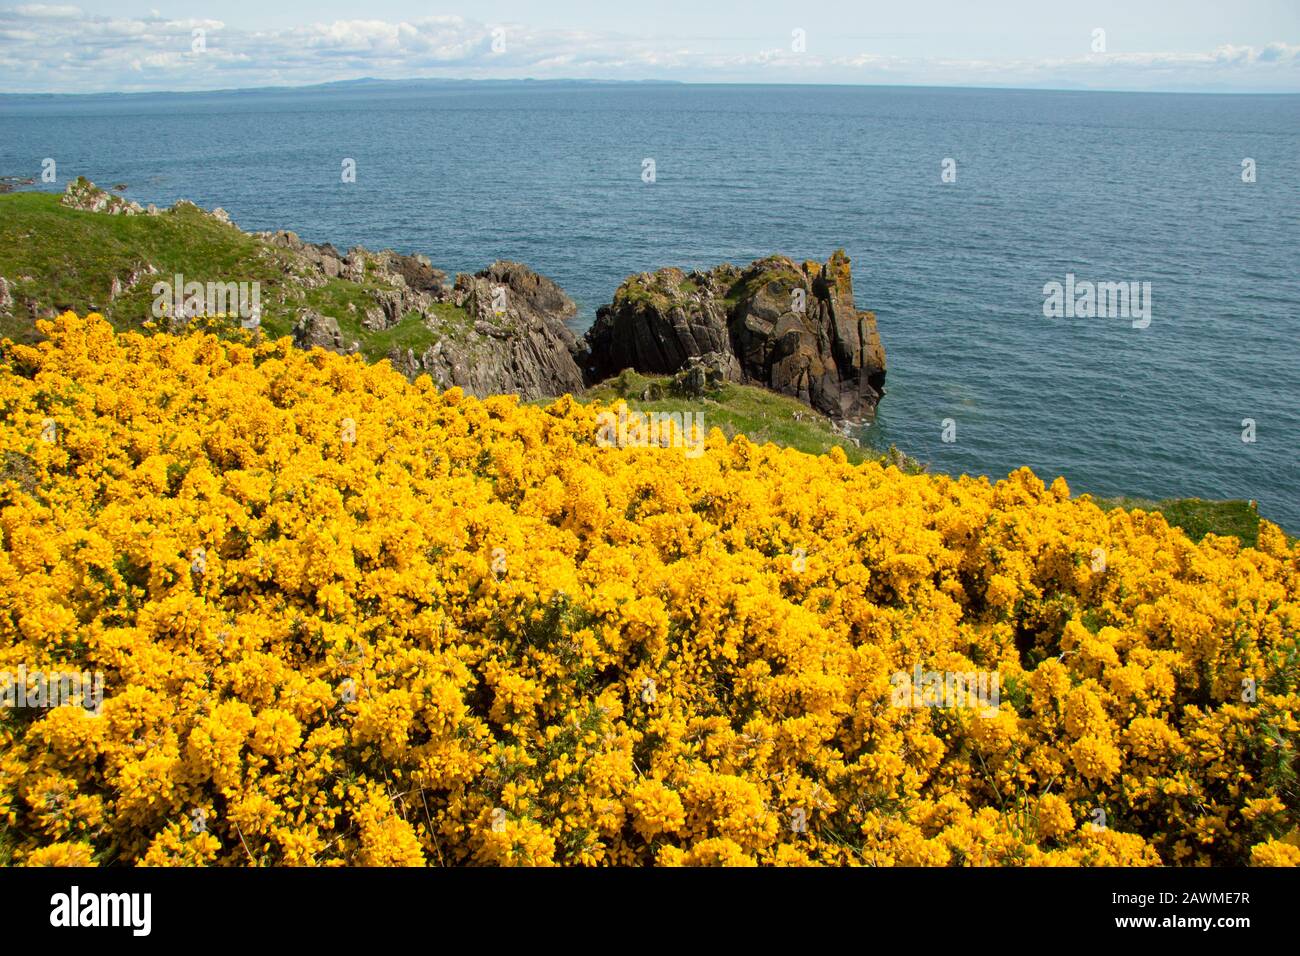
[1,312,1297,867]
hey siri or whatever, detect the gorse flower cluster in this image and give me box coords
[1,313,1297,867]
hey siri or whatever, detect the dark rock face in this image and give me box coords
[584,267,732,377]
[389,253,446,294]
[475,261,577,327]
[584,251,886,422]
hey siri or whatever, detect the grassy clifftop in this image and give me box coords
[0,189,467,360]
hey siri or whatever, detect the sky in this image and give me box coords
[1,0,1298,94]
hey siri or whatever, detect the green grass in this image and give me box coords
[1088,496,1262,546]
[0,190,280,341]
[576,368,918,468]
[0,188,468,357]
[612,274,675,311]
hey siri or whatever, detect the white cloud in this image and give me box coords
[0,8,1295,93]
[10,4,82,19]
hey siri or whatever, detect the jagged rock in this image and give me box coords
[370,288,410,325]
[344,248,367,282]
[211,207,231,224]
[362,306,387,332]
[0,276,12,313]
[585,251,886,422]
[264,230,304,251]
[409,262,585,400]
[583,266,735,381]
[377,252,446,293]
[260,232,356,291]
[480,261,575,321]
[292,310,357,355]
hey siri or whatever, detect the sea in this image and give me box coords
[2,81,1297,529]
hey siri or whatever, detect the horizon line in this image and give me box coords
[4,74,1300,101]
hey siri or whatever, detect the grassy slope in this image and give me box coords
[577,368,891,466]
[0,190,466,359]
[0,192,1271,546]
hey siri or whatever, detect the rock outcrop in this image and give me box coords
[19,181,887,414]
[293,310,358,355]
[395,262,585,401]
[257,233,584,401]
[61,177,145,216]
[584,251,886,422]
[108,262,159,303]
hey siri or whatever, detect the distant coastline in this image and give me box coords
[5,75,1300,103]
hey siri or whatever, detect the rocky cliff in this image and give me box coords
[385,262,585,399]
[6,181,885,418]
[583,251,887,422]
[261,229,586,401]
[16,179,586,402]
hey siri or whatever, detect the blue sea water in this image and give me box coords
[2,82,1297,529]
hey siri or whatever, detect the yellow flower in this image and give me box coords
[22,842,97,866]
[0,312,1294,867]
